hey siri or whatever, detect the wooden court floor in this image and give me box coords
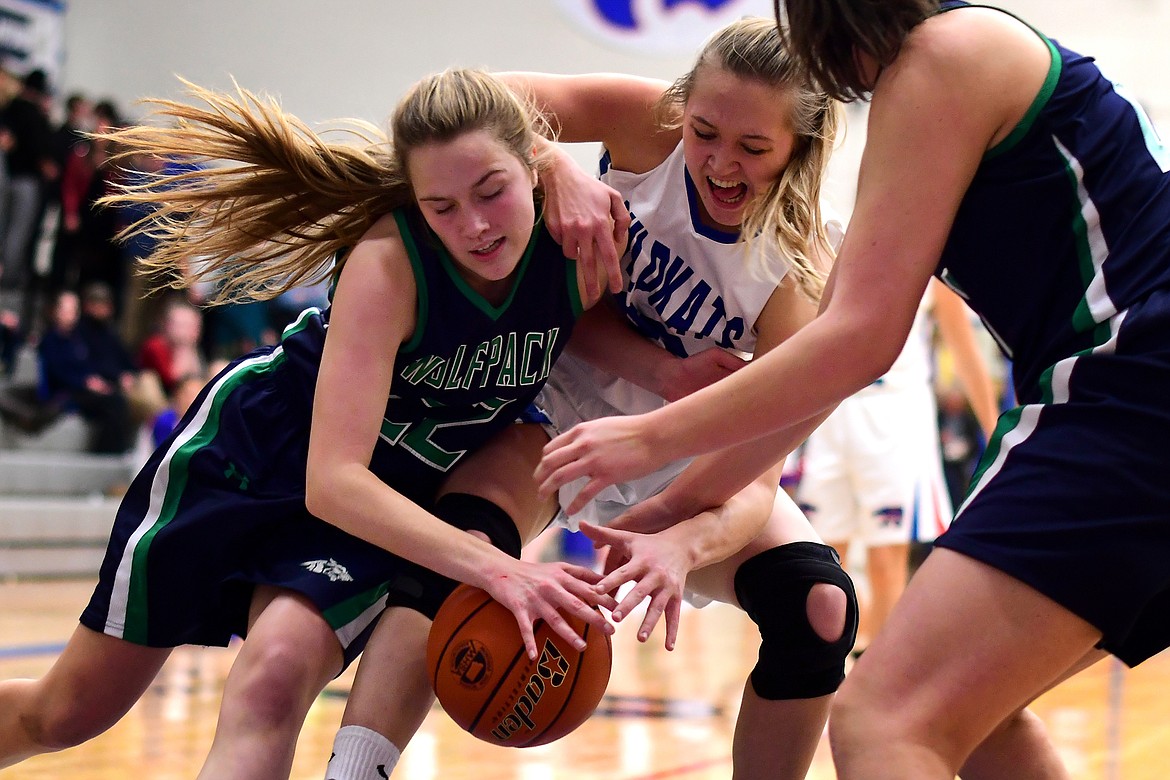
[1,577,1167,779]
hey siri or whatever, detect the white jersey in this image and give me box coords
[538,142,833,528]
[797,284,953,544]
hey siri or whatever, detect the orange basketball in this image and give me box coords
[426,583,612,748]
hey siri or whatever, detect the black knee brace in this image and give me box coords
[733,541,859,700]
[390,493,522,619]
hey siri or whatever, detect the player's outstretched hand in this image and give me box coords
[535,413,667,514]
[482,558,616,660]
[578,521,687,652]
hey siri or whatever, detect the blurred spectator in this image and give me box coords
[76,279,163,427]
[936,383,987,509]
[268,276,331,333]
[37,289,135,454]
[137,298,205,398]
[0,307,22,378]
[151,371,206,448]
[202,298,275,364]
[0,69,57,294]
[63,101,127,316]
[117,150,205,350]
[75,281,135,391]
[51,93,93,176]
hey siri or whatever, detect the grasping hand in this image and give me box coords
[535,413,668,514]
[579,521,690,651]
[540,146,629,298]
[481,558,617,660]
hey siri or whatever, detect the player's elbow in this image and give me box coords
[304,455,343,520]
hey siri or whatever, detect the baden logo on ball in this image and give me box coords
[427,583,612,747]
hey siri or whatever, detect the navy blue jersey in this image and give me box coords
[83,206,582,655]
[936,2,1170,402]
[281,207,583,501]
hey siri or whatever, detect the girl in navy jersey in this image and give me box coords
[0,69,623,779]
[325,18,859,780]
[537,1,1170,777]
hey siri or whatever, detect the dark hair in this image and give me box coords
[774,0,937,102]
[94,100,121,126]
[22,68,49,96]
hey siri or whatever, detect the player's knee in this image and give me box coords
[734,542,859,700]
[807,580,850,643]
[19,681,118,751]
[232,638,332,724]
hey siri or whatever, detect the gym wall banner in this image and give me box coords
[553,0,775,58]
[0,0,64,85]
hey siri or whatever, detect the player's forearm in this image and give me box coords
[652,410,830,522]
[662,474,778,571]
[566,302,675,396]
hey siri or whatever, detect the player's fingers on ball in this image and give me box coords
[561,562,605,585]
[545,612,588,651]
[517,620,539,659]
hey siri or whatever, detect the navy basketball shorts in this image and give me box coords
[936,287,1170,666]
[82,348,417,668]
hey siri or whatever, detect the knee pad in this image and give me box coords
[390,493,522,619]
[733,541,859,700]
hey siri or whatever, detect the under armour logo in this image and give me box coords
[377,765,390,779]
[223,461,250,491]
[301,558,354,582]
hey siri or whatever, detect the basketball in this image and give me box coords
[426,583,612,748]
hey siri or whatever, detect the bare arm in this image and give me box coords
[305,215,610,657]
[536,13,1034,503]
[566,298,746,400]
[499,72,677,296]
[496,71,676,170]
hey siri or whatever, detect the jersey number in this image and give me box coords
[379,397,512,472]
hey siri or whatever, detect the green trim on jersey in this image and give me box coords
[123,349,286,641]
[394,210,431,354]
[323,580,393,646]
[936,3,1063,162]
[119,311,321,641]
[986,37,1062,160]
[435,221,541,320]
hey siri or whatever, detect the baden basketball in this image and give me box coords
[426,583,612,747]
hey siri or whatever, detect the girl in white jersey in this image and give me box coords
[324,18,858,780]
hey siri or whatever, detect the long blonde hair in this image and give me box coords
[656,16,840,302]
[103,69,552,304]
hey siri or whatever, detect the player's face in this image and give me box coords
[682,66,798,231]
[410,130,539,301]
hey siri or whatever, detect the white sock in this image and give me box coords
[325,725,401,780]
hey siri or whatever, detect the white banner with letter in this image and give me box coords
[552,0,775,58]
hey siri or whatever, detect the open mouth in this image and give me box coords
[471,237,504,256]
[707,176,748,206]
